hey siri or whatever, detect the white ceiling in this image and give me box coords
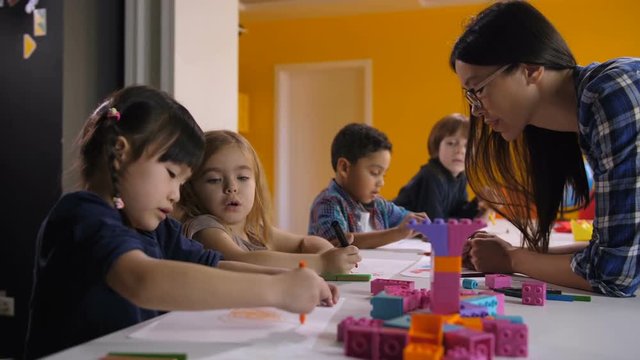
[239,0,488,22]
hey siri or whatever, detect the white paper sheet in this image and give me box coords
[377,239,431,252]
[129,298,344,344]
[400,256,432,278]
[350,258,415,279]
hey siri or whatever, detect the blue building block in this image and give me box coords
[384,314,412,329]
[370,291,405,320]
[494,315,524,324]
[462,279,478,289]
[443,324,465,333]
[460,295,499,316]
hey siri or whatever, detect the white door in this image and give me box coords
[275,60,372,234]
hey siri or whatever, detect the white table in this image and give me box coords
[44,221,640,360]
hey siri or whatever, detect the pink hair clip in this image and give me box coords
[107,107,121,122]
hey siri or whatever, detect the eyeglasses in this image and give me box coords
[464,65,510,116]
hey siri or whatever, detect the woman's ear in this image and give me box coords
[336,157,351,179]
[523,64,544,85]
[113,136,131,171]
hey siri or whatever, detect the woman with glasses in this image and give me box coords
[451,0,640,297]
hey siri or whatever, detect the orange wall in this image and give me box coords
[239,0,640,200]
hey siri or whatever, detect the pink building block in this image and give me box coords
[337,317,383,342]
[485,274,512,289]
[371,278,415,295]
[431,271,461,314]
[444,328,494,360]
[344,325,409,360]
[448,219,487,255]
[522,281,546,306]
[345,325,376,359]
[444,346,488,360]
[377,327,409,360]
[482,319,528,357]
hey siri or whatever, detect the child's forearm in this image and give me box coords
[224,252,324,273]
[108,255,282,311]
[352,228,403,249]
[510,248,593,291]
[218,259,289,275]
[299,236,334,253]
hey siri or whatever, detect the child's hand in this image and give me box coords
[396,212,429,239]
[320,245,361,273]
[319,282,340,306]
[328,233,355,247]
[465,232,515,273]
[273,268,333,314]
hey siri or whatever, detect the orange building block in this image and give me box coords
[409,313,445,345]
[404,343,444,360]
[433,256,462,273]
[454,317,484,331]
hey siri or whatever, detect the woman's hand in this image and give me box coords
[463,231,516,273]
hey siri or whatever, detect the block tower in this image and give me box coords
[408,218,486,314]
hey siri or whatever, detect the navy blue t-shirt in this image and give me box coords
[25,191,222,359]
[394,158,479,219]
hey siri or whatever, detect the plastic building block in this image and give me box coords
[444,328,495,360]
[460,295,498,316]
[478,291,505,316]
[443,324,465,333]
[377,327,409,360]
[570,219,593,241]
[462,279,478,289]
[337,316,383,342]
[384,314,412,329]
[494,315,524,324]
[435,256,462,273]
[344,325,376,359]
[430,271,461,314]
[444,346,487,360]
[447,219,487,255]
[409,218,449,255]
[459,302,489,318]
[455,317,485,332]
[404,343,444,360]
[409,313,445,345]
[484,274,512,289]
[521,281,546,306]
[371,278,415,295]
[371,291,406,320]
[485,321,528,357]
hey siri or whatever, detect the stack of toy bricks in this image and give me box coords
[336,218,530,359]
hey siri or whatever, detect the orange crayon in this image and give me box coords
[299,260,307,324]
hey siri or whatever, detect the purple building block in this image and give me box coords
[337,316,383,342]
[345,325,377,359]
[444,328,495,360]
[409,218,449,255]
[377,327,409,360]
[485,274,512,289]
[522,281,546,306]
[370,278,415,295]
[459,302,489,318]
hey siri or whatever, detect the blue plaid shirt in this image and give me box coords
[308,179,409,240]
[571,57,640,297]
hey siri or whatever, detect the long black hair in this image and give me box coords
[449,1,589,252]
[78,85,204,208]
